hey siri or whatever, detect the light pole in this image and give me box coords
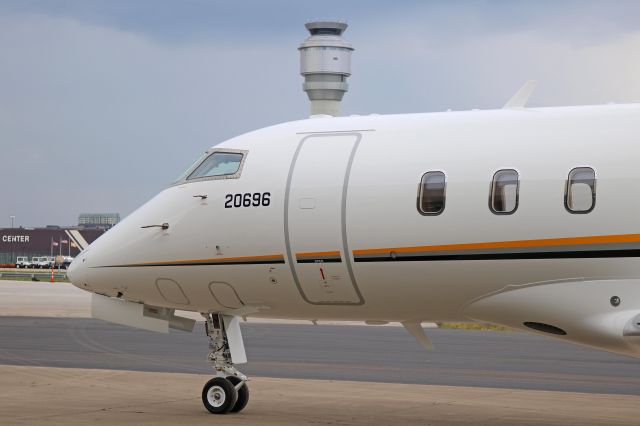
[9,215,15,265]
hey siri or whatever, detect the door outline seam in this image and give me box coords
[283,132,365,306]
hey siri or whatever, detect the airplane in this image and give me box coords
[67,82,640,414]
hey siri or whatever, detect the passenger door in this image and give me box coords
[285,133,364,305]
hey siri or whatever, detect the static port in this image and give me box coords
[610,296,621,307]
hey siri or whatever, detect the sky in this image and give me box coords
[1,0,640,227]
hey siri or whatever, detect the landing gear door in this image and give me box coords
[285,133,364,305]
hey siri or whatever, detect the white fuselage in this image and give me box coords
[69,103,640,357]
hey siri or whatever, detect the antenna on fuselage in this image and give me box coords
[299,20,353,117]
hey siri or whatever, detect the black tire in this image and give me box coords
[227,376,249,413]
[202,377,238,414]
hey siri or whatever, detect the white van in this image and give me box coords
[16,257,31,268]
[37,257,54,269]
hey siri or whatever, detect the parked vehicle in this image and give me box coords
[60,256,74,269]
[25,257,53,269]
[16,257,31,269]
[40,257,55,269]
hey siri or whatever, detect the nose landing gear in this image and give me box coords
[201,313,249,414]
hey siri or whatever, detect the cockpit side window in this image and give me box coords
[172,149,247,185]
[188,152,244,180]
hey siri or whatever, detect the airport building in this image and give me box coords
[78,213,120,229]
[0,227,105,265]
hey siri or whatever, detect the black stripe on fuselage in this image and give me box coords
[353,249,640,262]
[94,248,640,268]
[296,258,342,264]
[95,259,286,268]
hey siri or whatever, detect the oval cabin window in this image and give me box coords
[418,171,446,215]
[490,169,519,214]
[565,167,596,213]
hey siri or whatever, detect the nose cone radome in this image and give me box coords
[67,255,89,291]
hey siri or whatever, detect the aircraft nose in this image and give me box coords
[66,256,78,281]
[67,254,90,291]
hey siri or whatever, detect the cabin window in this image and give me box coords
[418,171,446,215]
[565,167,596,213]
[187,152,245,180]
[490,169,519,214]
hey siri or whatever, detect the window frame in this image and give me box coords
[173,149,248,185]
[564,166,596,214]
[488,168,520,215]
[417,170,447,216]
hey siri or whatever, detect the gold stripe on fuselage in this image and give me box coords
[296,250,341,258]
[101,233,640,268]
[352,233,640,256]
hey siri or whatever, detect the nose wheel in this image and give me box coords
[201,376,250,414]
[202,313,250,414]
[202,377,238,414]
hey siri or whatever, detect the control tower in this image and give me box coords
[299,21,353,117]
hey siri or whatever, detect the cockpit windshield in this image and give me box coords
[174,152,208,183]
[188,152,244,179]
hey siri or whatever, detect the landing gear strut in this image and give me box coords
[201,313,249,414]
